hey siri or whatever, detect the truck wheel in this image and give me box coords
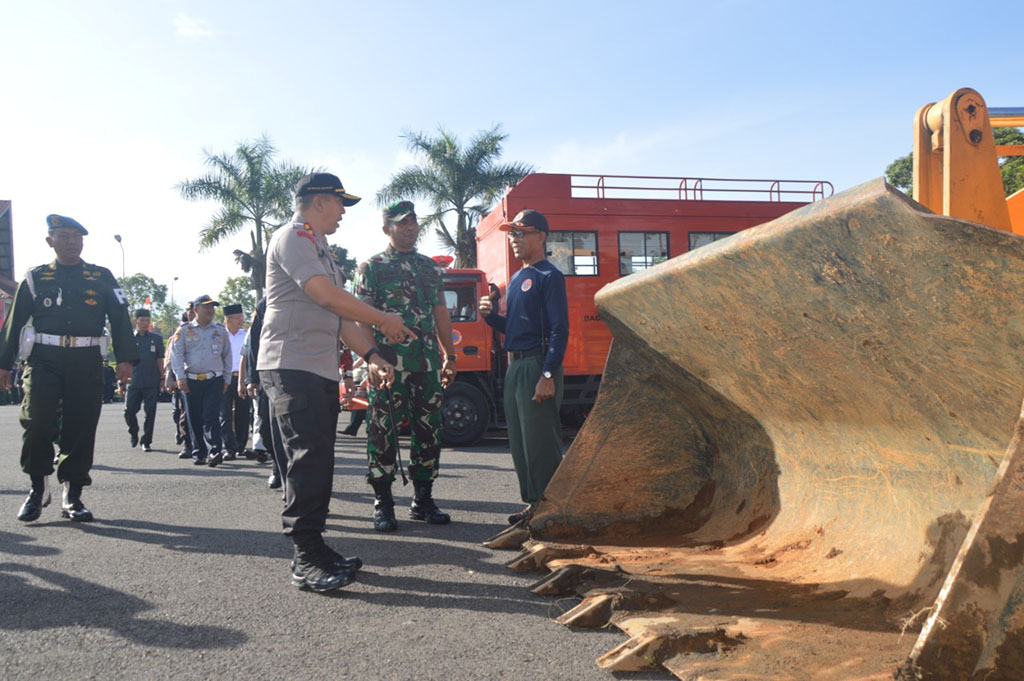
[441,382,490,447]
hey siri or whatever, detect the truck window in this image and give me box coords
[619,231,669,275]
[688,232,736,251]
[547,231,598,276]
[444,286,477,322]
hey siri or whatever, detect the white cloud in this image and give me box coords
[173,12,215,38]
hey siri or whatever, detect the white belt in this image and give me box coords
[37,333,103,348]
[186,371,221,381]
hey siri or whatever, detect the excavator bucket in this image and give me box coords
[515,179,1024,679]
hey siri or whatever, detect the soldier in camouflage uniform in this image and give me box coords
[0,215,138,523]
[354,201,458,532]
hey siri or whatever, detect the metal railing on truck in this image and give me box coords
[571,174,834,202]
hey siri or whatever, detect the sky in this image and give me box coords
[2,0,1021,307]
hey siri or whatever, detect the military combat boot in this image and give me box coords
[61,483,94,522]
[409,479,451,525]
[290,532,355,592]
[16,476,51,522]
[371,479,398,532]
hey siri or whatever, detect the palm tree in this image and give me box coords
[377,125,533,267]
[177,135,305,299]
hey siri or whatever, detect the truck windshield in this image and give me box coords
[444,286,477,322]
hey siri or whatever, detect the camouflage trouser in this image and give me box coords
[366,370,442,483]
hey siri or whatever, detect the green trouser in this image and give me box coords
[504,355,563,505]
[19,345,104,486]
[366,370,443,483]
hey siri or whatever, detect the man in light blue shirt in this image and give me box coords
[171,295,233,466]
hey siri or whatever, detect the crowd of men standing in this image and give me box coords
[0,171,570,596]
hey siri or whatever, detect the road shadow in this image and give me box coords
[0,529,61,557]
[0,562,247,648]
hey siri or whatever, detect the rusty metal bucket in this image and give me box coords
[512,179,1024,679]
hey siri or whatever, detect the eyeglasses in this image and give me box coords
[507,229,540,240]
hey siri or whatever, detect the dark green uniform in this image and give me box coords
[0,260,137,486]
[354,246,444,482]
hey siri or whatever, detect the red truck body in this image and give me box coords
[439,173,831,445]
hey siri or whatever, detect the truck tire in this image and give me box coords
[441,382,490,447]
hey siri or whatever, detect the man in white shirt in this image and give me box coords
[220,303,250,461]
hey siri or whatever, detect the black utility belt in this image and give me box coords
[508,348,545,361]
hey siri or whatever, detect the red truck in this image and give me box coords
[438,173,832,445]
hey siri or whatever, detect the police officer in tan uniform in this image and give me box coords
[0,215,138,522]
[259,172,413,593]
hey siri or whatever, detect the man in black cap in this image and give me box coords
[219,303,250,460]
[478,209,569,525]
[123,308,165,452]
[260,172,413,592]
[0,215,138,522]
[170,295,233,466]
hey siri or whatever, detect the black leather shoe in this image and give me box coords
[340,426,359,436]
[141,443,152,452]
[17,489,51,522]
[207,451,224,468]
[223,450,236,461]
[291,545,355,592]
[255,450,268,464]
[130,433,139,448]
[508,505,533,525]
[193,456,207,465]
[267,472,282,489]
[373,504,398,532]
[178,448,192,459]
[61,484,93,522]
[290,546,362,574]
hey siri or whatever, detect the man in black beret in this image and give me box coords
[123,308,165,452]
[0,214,138,522]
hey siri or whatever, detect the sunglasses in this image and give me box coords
[507,229,541,240]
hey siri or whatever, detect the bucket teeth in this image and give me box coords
[482,524,530,550]
[529,565,593,595]
[505,543,597,571]
[595,626,745,672]
[555,592,617,628]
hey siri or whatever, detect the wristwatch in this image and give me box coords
[542,370,553,379]
[446,354,458,361]
[362,346,380,363]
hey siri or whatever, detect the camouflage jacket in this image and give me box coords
[354,246,443,372]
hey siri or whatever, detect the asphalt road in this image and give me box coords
[0,401,670,681]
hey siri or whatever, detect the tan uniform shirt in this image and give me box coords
[258,215,344,381]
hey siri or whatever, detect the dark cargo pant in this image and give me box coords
[366,370,442,483]
[220,373,251,454]
[260,369,340,536]
[19,345,103,486]
[504,355,564,505]
[124,384,159,446]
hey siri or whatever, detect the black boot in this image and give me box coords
[409,479,451,525]
[16,476,50,522]
[371,479,398,532]
[290,533,355,592]
[61,483,94,522]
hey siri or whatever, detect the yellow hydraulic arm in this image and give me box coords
[913,87,1024,233]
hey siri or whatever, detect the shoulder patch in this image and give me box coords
[295,229,316,243]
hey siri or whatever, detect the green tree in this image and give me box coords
[376,125,533,267]
[885,127,1024,196]
[328,244,358,285]
[217,276,256,323]
[116,273,180,337]
[177,135,306,300]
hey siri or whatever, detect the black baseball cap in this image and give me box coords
[383,200,416,223]
[498,209,548,233]
[295,173,361,206]
[46,214,88,235]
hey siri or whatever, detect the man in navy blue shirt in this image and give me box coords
[479,209,569,525]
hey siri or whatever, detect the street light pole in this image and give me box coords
[113,234,125,280]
